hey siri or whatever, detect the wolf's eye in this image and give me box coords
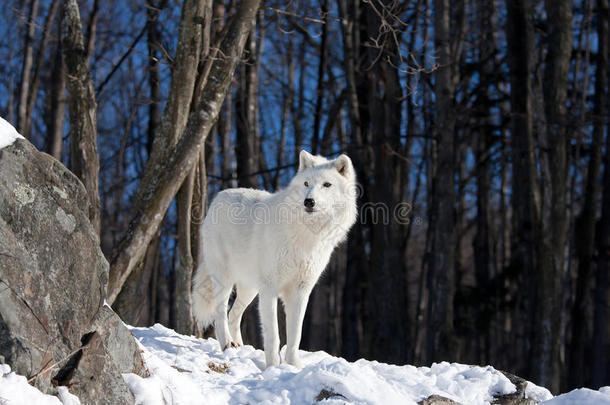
[323,182,332,188]
[304,181,309,187]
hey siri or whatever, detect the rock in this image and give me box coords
[0,138,147,404]
[418,394,461,405]
[417,370,538,405]
[492,371,536,405]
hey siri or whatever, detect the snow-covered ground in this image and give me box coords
[1,323,610,405]
[0,364,80,405]
[0,117,24,149]
[125,324,530,405]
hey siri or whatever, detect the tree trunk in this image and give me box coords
[46,36,66,161]
[17,0,39,139]
[235,27,260,189]
[114,230,161,325]
[311,0,328,155]
[25,0,60,140]
[532,0,572,392]
[505,0,541,379]
[174,0,213,336]
[175,170,196,334]
[426,0,456,364]
[107,0,261,305]
[84,0,99,64]
[472,0,496,365]
[144,0,206,172]
[569,0,608,388]
[361,0,407,363]
[591,0,610,389]
[111,0,205,315]
[61,0,101,234]
[145,0,164,156]
[275,35,293,189]
[338,0,364,361]
[114,0,166,325]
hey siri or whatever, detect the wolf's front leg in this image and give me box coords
[284,290,310,368]
[258,290,280,367]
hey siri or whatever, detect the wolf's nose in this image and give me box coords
[304,198,315,208]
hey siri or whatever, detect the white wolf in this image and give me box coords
[192,150,357,368]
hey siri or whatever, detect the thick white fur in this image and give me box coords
[192,150,357,368]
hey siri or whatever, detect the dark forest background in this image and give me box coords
[0,0,609,395]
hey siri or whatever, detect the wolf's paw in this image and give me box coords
[265,352,281,368]
[223,341,241,350]
[285,352,303,368]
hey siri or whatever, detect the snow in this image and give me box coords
[0,116,24,149]
[527,380,554,402]
[541,387,610,405]
[0,363,71,405]
[124,324,518,405]
[1,323,608,405]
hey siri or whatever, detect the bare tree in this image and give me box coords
[107,0,262,305]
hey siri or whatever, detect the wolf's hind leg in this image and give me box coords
[211,275,235,350]
[228,283,258,346]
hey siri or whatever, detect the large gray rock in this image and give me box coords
[0,138,147,404]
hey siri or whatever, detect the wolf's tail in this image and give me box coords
[191,263,217,328]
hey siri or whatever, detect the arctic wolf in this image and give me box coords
[192,150,357,368]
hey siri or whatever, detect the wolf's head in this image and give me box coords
[284,150,358,238]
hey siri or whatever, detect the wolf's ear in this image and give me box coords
[334,154,354,178]
[298,150,315,172]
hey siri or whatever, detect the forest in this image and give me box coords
[0,0,608,396]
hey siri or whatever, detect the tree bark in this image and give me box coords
[17,0,39,139]
[145,0,164,156]
[591,0,610,389]
[61,0,101,234]
[569,0,608,388]
[111,0,205,324]
[311,0,328,155]
[25,0,60,139]
[361,0,407,363]
[473,0,496,365]
[46,36,66,161]
[114,230,161,325]
[235,26,260,189]
[338,0,363,361]
[275,35,293,189]
[84,0,99,65]
[174,0,213,336]
[113,0,167,325]
[107,0,261,305]
[505,0,541,380]
[532,0,572,392]
[426,0,456,364]
[145,0,206,172]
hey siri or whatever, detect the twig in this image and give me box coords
[95,23,149,95]
[266,7,325,24]
[27,345,87,384]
